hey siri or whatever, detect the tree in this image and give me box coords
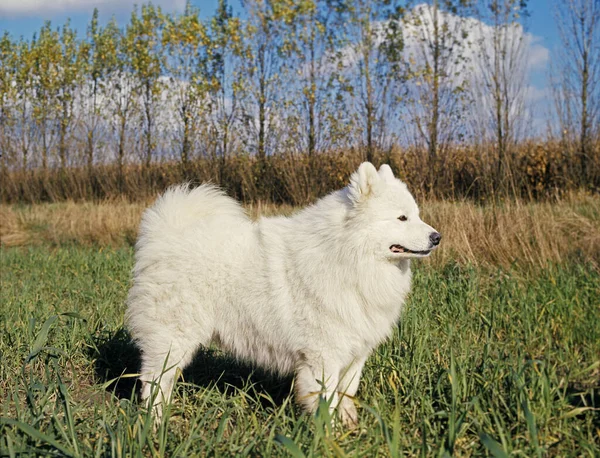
[80,8,116,169]
[0,33,16,171]
[102,19,137,181]
[335,0,405,163]
[471,1,531,186]
[279,0,352,158]
[56,19,83,169]
[127,4,165,167]
[403,1,474,164]
[551,0,599,178]
[206,0,245,163]
[31,22,62,170]
[163,2,211,167]
[239,0,287,159]
[10,39,36,170]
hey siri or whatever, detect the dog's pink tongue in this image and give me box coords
[390,245,405,253]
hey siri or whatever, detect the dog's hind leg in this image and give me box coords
[139,350,185,397]
[294,356,341,419]
[337,356,367,429]
[139,346,191,420]
[138,329,208,421]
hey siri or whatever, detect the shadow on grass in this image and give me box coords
[566,384,600,428]
[89,327,142,400]
[89,327,293,408]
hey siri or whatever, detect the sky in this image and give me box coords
[0,1,222,35]
[0,0,558,133]
[0,1,560,52]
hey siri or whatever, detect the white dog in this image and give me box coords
[126,162,440,427]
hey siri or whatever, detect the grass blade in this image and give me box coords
[0,418,75,457]
[561,406,598,419]
[27,315,58,361]
[274,434,306,458]
[479,433,509,458]
[521,398,541,457]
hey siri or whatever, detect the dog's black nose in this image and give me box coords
[429,232,441,246]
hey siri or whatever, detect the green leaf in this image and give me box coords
[274,434,305,458]
[561,406,598,419]
[0,418,75,457]
[521,399,541,456]
[479,433,508,458]
[60,312,86,321]
[27,315,58,361]
[99,372,141,391]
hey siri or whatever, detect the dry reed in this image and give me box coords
[420,193,600,269]
[2,140,599,205]
[2,193,598,270]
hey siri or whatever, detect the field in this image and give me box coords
[1,196,599,456]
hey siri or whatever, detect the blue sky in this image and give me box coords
[0,1,224,37]
[0,1,559,49]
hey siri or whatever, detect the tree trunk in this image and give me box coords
[580,41,589,177]
[144,80,153,168]
[21,107,28,170]
[42,122,48,171]
[118,116,126,192]
[364,38,374,164]
[87,79,98,170]
[59,98,68,169]
[258,43,266,160]
[494,29,504,187]
[87,130,94,170]
[181,104,190,168]
[308,29,316,159]
[429,0,440,163]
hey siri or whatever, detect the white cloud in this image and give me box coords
[527,38,550,71]
[332,4,549,82]
[525,85,549,103]
[0,0,186,17]
[314,3,552,145]
[405,4,549,77]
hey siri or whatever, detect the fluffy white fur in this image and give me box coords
[126,162,440,427]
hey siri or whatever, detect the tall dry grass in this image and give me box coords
[2,192,598,270]
[0,200,296,248]
[420,194,600,269]
[2,140,599,205]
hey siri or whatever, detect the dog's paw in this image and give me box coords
[338,396,359,430]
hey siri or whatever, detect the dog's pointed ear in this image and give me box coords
[378,164,395,182]
[349,162,381,202]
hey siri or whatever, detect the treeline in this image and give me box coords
[0,0,599,203]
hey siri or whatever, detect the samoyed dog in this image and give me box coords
[127,162,440,428]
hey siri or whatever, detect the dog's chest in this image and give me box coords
[346,268,410,350]
[355,299,404,350]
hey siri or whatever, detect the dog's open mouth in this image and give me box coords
[389,244,432,255]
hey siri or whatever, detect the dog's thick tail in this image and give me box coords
[138,184,248,238]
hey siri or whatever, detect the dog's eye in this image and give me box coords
[397,215,407,222]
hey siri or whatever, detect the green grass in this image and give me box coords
[1,245,599,456]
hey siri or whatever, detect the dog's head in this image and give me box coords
[346,162,441,261]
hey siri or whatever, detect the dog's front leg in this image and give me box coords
[294,357,340,418]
